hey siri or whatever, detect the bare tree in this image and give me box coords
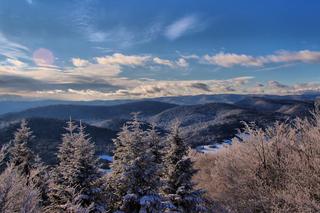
[194,112,320,212]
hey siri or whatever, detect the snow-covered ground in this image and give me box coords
[196,139,232,154]
[196,133,250,154]
[99,155,113,174]
[99,154,113,162]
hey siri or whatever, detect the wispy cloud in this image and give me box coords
[165,15,200,40]
[267,50,320,63]
[203,50,320,68]
[153,57,189,68]
[70,2,162,47]
[181,54,200,60]
[246,80,320,95]
[0,33,29,60]
[88,31,107,43]
[6,58,26,68]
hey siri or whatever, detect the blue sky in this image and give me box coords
[1,0,320,100]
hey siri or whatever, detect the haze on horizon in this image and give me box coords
[1,0,320,100]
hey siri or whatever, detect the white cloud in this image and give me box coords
[153,57,189,68]
[96,53,150,67]
[71,58,90,67]
[113,76,255,99]
[266,50,320,63]
[165,15,199,40]
[203,50,320,68]
[153,57,175,67]
[204,53,263,67]
[26,0,33,4]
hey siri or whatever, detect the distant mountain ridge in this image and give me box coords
[0,93,319,115]
[235,97,314,116]
[0,101,177,122]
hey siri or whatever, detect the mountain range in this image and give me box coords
[0,93,319,115]
[0,94,317,165]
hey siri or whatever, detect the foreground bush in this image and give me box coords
[194,112,320,213]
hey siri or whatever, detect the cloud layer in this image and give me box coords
[1,48,320,100]
[204,50,320,67]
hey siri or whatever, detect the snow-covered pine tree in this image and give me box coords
[70,122,106,211]
[9,119,35,178]
[47,119,78,211]
[0,142,10,169]
[30,155,50,207]
[106,115,163,212]
[47,120,106,212]
[0,163,41,213]
[146,124,163,165]
[162,123,206,213]
[6,120,49,207]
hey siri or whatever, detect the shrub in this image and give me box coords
[194,112,320,213]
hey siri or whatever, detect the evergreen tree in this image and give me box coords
[0,163,41,213]
[7,120,49,206]
[47,119,78,211]
[48,120,106,212]
[162,124,206,213]
[9,119,35,178]
[146,124,163,165]
[30,155,50,207]
[106,115,163,212]
[0,142,10,170]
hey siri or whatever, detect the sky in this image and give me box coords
[1,0,320,100]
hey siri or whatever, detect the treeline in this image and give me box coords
[0,116,206,213]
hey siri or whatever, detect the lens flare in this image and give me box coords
[33,48,54,66]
